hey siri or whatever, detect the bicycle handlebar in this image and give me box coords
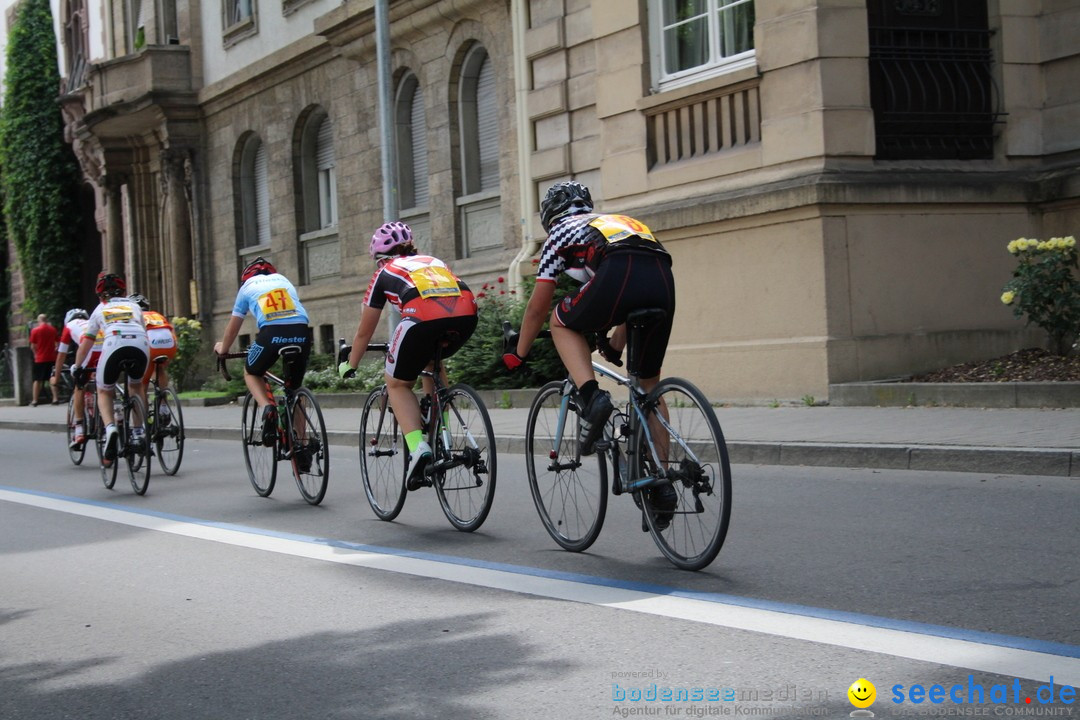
[337,338,389,364]
[216,352,246,382]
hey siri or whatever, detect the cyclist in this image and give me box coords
[213,257,312,448]
[130,294,178,426]
[504,181,676,456]
[339,221,478,490]
[72,272,150,462]
[51,307,91,448]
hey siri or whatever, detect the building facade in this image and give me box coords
[53,0,1080,402]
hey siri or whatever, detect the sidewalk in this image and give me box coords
[3,398,1077,477]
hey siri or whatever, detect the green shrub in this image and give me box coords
[1001,236,1080,356]
[448,274,574,389]
[170,317,204,392]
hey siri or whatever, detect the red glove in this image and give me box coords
[502,352,524,371]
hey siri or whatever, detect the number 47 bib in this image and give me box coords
[258,288,301,321]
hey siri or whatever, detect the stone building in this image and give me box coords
[53,0,1080,402]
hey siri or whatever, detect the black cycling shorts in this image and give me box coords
[246,323,313,390]
[386,315,478,381]
[555,250,675,379]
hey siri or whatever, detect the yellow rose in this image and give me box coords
[1007,239,1020,254]
[1065,236,1077,249]
[1001,291,1015,305]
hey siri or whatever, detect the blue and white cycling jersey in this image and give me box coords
[232,273,309,328]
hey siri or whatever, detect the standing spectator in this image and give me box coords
[29,314,60,406]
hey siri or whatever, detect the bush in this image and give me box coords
[1001,236,1080,356]
[170,317,204,392]
[448,274,573,389]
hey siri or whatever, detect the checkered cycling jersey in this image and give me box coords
[536,212,669,285]
[363,255,476,322]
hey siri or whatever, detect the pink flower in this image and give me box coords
[497,276,505,283]
[477,292,486,298]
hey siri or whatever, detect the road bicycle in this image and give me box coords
[341,338,497,532]
[218,347,330,505]
[62,366,97,466]
[506,310,732,571]
[145,357,185,476]
[96,361,152,495]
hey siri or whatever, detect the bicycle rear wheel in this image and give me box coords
[359,388,406,520]
[154,387,185,476]
[126,394,151,495]
[433,384,496,532]
[289,388,329,505]
[98,400,117,490]
[242,393,277,497]
[525,381,608,552]
[66,394,86,465]
[637,377,732,571]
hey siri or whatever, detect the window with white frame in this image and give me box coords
[227,0,253,27]
[650,0,755,91]
[238,134,270,249]
[396,72,429,211]
[315,116,337,229]
[455,45,501,258]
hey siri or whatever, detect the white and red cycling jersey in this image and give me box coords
[363,254,476,322]
[58,317,101,368]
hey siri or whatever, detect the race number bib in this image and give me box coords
[409,266,462,299]
[258,288,301,321]
[103,306,134,324]
[588,214,657,244]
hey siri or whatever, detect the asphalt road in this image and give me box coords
[2,429,1078,719]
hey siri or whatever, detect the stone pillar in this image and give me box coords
[103,175,126,273]
[162,148,193,316]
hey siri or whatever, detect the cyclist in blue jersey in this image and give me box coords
[214,257,313,445]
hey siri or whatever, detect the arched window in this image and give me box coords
[237,133,270,250]
[296,107,340,282]
[456,45,501,257]
[396,71,431,252]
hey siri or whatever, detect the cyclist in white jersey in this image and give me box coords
[214,256,313,446]
[72,273,151,462]
[52,308,90,448]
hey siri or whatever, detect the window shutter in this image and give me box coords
[254,141,270,246]
[316,117,335,170]
[476,56,498,191]
[410,85,429,207]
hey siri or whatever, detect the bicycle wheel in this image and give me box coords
[525,380,608,552]
[288,388,329,505]
[637,377,732,571]
[154,387,185,476]
[66,394,86,466]
[242,393,277,497]
[124,395,151,495]
[433,383,497,532]
[99,396,120,490]
[359,388,406,520]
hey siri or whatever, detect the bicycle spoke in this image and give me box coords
[433,384,496,532]
[360,388,406,520]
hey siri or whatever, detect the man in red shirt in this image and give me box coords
[29,314,60,406]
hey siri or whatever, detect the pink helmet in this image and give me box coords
[370,221,414,259]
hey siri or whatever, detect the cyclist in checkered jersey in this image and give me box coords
[504,181,675,455]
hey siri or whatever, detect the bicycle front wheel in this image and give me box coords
[125,395,151,495]
[637,377,732,571]
[154,387,185,476]
[66,394,85,466]
[359,388,406,520]
[242,393,277,497]
[433,383,496,532]
[289,388,329,505]
[525,380,608,552]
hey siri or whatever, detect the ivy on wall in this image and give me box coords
[0,0,83,326]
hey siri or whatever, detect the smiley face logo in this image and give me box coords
[848,678,876,708]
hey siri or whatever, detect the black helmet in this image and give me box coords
[540,181,593,233]
[129,293,151,311]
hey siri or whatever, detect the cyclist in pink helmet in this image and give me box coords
[340,221,478,490]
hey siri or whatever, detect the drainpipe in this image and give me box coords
[375,0,398,222]
[507,0,539,293]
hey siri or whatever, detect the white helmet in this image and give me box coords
[65,308,89,324]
